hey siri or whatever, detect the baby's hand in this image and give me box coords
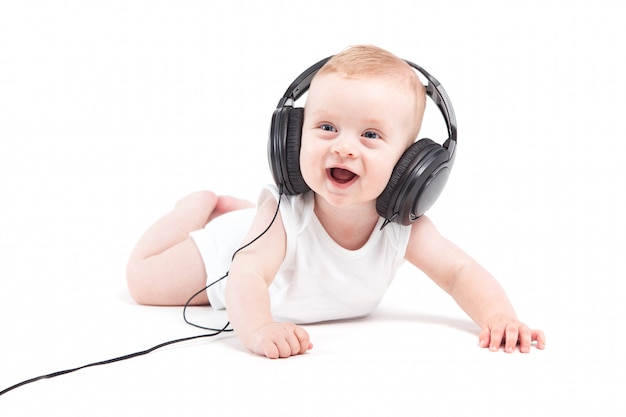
[249,322,313,359]
[479,316,545,353]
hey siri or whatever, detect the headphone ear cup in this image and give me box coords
[377,139,433,219]
[268,106,310,195]
[377,138,450,224]
[284,108,310,194]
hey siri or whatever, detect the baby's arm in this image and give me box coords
[405,216,545,353]
[225,194,312,359]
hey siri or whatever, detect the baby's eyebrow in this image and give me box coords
[305,108,331,118]
[360,116,386,127]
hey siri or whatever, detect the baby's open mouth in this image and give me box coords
[329,168,358,184]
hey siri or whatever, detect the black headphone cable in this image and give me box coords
[0,190,284,397]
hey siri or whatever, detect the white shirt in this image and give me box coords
[191,185,411,324]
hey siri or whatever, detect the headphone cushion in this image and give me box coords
[376,138,436,218]
[284,107,310,194]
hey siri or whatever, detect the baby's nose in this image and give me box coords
[331,138,358,158]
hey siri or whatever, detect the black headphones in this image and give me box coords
[268,56,457,227]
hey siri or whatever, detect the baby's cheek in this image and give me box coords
[299,146,324,179]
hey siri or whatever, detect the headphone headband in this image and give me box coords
[276,57,330,107]
[277,56,457,160]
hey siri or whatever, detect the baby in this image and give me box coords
[126,45,545,358]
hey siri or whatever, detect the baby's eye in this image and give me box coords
[362,130,381,140]
[320,124,336,132]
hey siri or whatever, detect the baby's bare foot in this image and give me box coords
[209,195,255,221]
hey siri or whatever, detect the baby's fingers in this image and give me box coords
[510,326,546,353]
[277,326,310,358]
[294,326,313,354]
[479,321,546,353]
[479,324,506,352]
[478,327,491,349]
[532,329,546,350]
[506,324,529,353]
[257,323,312,359]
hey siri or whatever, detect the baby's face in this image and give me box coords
[299,72,417,209]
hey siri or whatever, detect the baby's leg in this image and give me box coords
[126,191,254,306]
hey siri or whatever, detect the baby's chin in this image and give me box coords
[311,187,381,213]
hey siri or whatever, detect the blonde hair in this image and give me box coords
[316,45,426,141]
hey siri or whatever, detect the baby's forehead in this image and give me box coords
[313,68,414,85]
[306,72,420,112]
[310,71,415,96]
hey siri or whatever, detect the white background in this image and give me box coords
[1,0,624,415]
